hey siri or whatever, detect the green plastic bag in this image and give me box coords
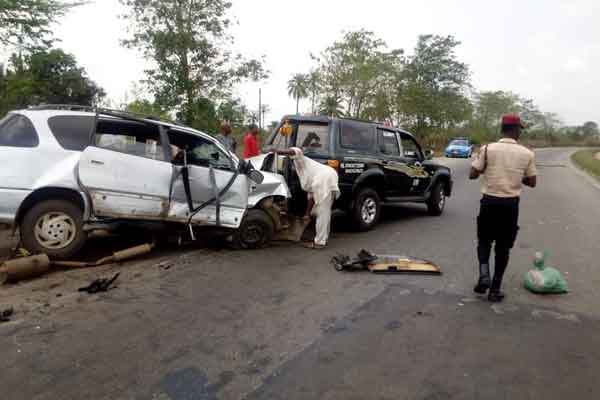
[524,252,568,294]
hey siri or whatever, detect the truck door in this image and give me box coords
[78,119,172,219]
[376,129,413,197]
[168,131,248,229]
[399,133,431,195]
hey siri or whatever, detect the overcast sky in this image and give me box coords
[41,0,600,126]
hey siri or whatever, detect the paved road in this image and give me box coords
[1,148,599,400]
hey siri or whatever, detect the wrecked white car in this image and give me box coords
[0,105,289,259]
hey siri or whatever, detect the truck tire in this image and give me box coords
[426,182,446,216]
[20,199,87,260]
[232,209,275,249]
[352,188,381,231]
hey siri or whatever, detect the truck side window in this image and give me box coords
[400,134,422,160]
[296,123,329,156]
[0,114,39,148]
[377,129,401,156]
[340,120,375,151]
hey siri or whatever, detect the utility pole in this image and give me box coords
[258,88,262,131]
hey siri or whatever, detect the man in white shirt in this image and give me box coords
[469,114,537,302]
[276,147,340,249]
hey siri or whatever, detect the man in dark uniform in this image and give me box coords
[469,114,538,302]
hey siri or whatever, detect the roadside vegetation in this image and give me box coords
[572,150,600,180]
[1,1,598,151]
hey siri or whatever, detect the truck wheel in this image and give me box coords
[20,199,87,260]
[427,182,446,216]
[352,188,381,231]
[232,209,275,249]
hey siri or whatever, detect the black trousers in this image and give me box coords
[477,195,520,291]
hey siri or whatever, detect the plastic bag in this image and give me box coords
[524,252,568,294]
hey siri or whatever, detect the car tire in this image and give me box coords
[426,182,446,216]
[352,188,381,231]
[20,199,87,260]
[232,209,275,249]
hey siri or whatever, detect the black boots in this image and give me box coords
[473,263,491,294]
[488,274,505,302]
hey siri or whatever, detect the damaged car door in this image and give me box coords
[78,118,173,219]
[168,130,249,229]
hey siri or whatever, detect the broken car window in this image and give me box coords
[94,119,166,161]
[168,131,234,171]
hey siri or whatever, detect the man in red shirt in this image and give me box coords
[243,124,260,159]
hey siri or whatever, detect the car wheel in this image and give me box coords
[20,199,87,260]
[232,209,275,249]
[426,182,446,216]
[352,188,381,231]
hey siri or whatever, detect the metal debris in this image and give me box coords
[331,249,441,275]
[0,307,14,323]
[78,273,120,294]
[0,254,50,284]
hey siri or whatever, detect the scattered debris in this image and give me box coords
[0,307,14,323]
[53,243,155,268]
[156,260,174,270]
[0,243,154,285]
[0,254,50,284]
[78,273,120,294]
[331,249,441,275]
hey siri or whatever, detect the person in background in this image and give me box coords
[276,147,340,249]
[216,122,236,153]
[243,124,260,159]
[469,113,537,302]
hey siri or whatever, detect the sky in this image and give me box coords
[9,0,600,126]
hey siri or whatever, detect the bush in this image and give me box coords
[571,149,600,179]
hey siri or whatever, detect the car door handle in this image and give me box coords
[91,160,105,165]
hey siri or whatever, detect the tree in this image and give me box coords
[287,73,308,114]
[216,98,246,128]
[120,0,268,126]
[313,30,403,119]
[319,96,344,117]
[0,0,84,50]
[471,91,521,136]
[306,70,320,114]
[399,35,471,136]
[0,48,105,114]
[125,99,170,120]
[581,121,599,138]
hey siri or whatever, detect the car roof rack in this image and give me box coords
[27,104,178,126]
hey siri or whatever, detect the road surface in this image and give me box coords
[1,148,599,400]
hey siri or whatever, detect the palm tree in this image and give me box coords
[307,71,321,114]
[287,74,308,115]
[319,96,344,118]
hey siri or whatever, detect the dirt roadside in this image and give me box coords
[0,232,203,324]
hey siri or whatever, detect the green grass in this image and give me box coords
[571,149,600,180]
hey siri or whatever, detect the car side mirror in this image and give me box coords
[248,169,264,184]
[425,150,434,160]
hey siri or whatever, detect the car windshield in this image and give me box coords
[450,140,469,146]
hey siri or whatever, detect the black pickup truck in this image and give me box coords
[258,115,453,231]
